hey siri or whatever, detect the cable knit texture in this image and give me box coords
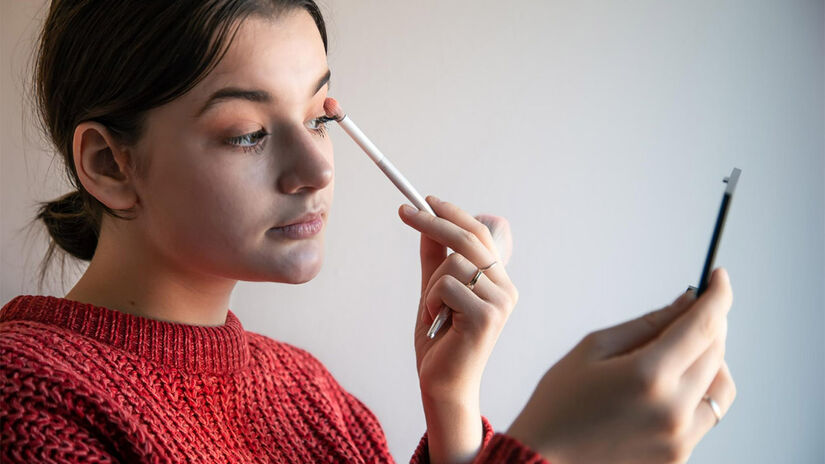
[0,295,548,463]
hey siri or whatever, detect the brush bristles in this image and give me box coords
[323,97,345,121]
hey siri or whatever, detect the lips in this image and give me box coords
[269,211,325,240]
[269,209,326,240]
[276,211,324,228]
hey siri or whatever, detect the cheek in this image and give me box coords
[133,127,333,282]
[138,140,273,262]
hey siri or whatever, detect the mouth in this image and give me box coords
[269,211,325,239]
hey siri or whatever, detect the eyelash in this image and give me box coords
[308,116,335,138]
[226,116,334,154]
[227,129,269,154]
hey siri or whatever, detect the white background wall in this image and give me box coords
[2,1,823,462]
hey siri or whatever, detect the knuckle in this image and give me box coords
[724,367,737,403]
[642,310,660,330]
[446,252,465,268]
[634,361,671,399]
[654,405,688,437]
[720,316,728,341]
[423,211,439,226]
[434,274,455,293]
[508,283,519,307]
[581,330,603,352]
[471,221,492,243]
[491,290,512,315]
[476,303,499,328]
[504,294,516,315]
[660,440,691,464]
[460,229,479,247]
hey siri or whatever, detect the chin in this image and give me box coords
[252,231,326,284]
[285,260,322,284]
[280,243,325,284]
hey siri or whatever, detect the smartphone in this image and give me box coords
[696,167,741,297]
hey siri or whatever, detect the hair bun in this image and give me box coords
[36,190,99,261]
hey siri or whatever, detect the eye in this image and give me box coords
[307,116,334,138]
[226,129,269,154]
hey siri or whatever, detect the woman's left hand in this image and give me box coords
[398,195,518,404]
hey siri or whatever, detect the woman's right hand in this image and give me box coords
[506,268,736,464]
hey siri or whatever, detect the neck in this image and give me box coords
[66,223,237,327]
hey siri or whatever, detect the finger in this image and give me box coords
[424,274,496,333]
[679,318,726,404]
[399,199,504,286]
[424,196,501,262]
[398,204,447,293]
[474,214,513,266]
[588,287,697,361]
[639,268,733,375]
[419,231,446,293]
[685,360,736,445]
[421,252,510,321]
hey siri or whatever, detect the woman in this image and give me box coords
[0,1,736,463]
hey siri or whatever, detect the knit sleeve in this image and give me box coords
[1,336,150,464]
[285,344,397,462]
[1,399,117,464]
[470,433,550,463]
[408,416,549,464]
[0,350,117,464]
[408,414,495,463]
[288,344,548,463]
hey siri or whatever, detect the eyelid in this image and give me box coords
[308,115,334,128]
[225,128,269,154]
[306,115,332,138]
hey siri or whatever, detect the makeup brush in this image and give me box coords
[324,97,511,339]
[324,98,434,216]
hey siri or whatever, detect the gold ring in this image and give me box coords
[466,261,498,290]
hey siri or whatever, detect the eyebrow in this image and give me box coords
[196,69,332,117]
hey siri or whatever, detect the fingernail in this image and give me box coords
[401,204,416,216]
[427,195,441,204]
[687,285,697,293]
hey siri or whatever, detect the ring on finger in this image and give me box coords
[466,261,498,290]
[702,394,722,426]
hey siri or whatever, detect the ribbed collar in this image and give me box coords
[0,295,250,374]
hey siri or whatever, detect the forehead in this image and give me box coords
[188,10,327,108]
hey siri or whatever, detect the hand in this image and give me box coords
[398,195,518,463]
[506,268,736,464]
[398,195,518,398]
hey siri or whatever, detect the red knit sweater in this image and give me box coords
[0,295,547,463]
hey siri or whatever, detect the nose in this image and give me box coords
[277,130,333,194]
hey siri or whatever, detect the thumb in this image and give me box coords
[585,287,698,361]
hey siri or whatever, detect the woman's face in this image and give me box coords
[128,10,333,284]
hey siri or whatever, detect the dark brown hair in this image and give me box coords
[28,0,328,291]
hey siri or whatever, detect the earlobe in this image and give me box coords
[72,122,138,212]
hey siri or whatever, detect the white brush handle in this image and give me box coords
[335,114,511,340]
[338,116,434,215]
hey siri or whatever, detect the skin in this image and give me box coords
[64,9,507,463]
[66,11,334,326]
[399,200,737,464]
[505,270,737,464]
[62,8,736,464]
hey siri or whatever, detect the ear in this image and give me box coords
[72,121,138,212]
